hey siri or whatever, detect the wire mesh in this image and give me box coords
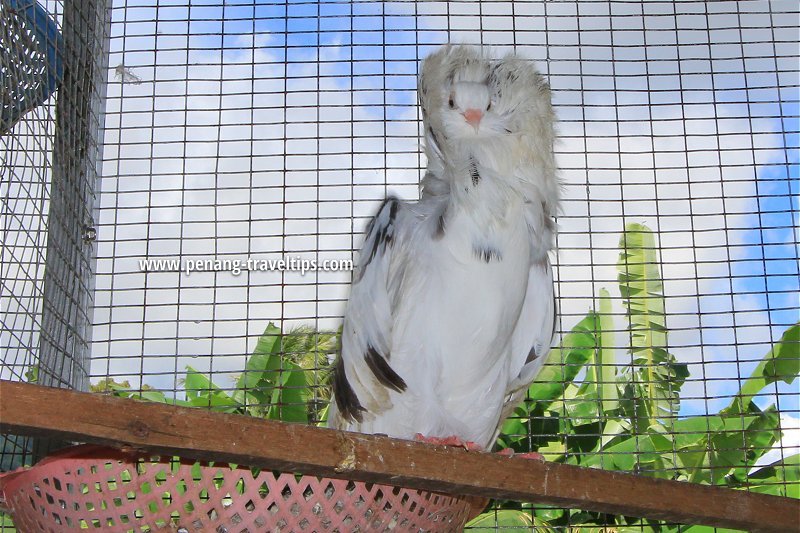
[2,0,799,531]
[1,0,110,471]
[1,0,61,472]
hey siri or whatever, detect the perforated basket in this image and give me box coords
[0,444,484,532]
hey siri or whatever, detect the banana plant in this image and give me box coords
[484,223,798,530]
[92,323,338,425]
[617,223,688,433]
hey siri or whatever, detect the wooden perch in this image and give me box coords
[0,380,796,532]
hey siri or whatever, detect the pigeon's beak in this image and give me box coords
[462,108,483,130]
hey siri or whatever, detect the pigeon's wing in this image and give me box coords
[329,197,409,429]
[512,258,556,382]
[492,257,556,440]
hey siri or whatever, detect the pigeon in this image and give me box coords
[329,44,559,451]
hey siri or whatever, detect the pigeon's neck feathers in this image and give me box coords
[422,133,558,259]
[437,133,556,205]
[422,112,559,225]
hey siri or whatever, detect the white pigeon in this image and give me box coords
[329,44,559,451]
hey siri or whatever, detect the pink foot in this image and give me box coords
[414,433,484,452]
[497,448,545,461]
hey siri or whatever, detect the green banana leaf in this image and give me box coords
[466,509,556,531]
[725,323,800,415]
[618,223,687,430]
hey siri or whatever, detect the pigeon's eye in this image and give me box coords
[448,94,455,109]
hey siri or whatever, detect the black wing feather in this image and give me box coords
[365,344,406,393]
[332,356,365,423]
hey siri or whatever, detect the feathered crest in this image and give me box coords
[418,44,559,223]
[419,45,554,135]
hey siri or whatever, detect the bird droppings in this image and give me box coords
[334,436,357,473]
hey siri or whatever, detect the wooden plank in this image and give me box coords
[0,380,796,532]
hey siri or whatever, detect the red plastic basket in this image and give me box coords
[0,444,484,532]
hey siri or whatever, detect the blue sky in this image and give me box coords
[90,0,800,421]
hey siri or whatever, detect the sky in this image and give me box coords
[87,0,799,419]
[3,0,797,441]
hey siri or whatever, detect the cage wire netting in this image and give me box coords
[2,0,110,471]
[1,0,799,531]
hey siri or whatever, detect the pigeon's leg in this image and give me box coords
[414,433,484,452]
[496,448,545,461]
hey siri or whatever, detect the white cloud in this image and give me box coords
[753,415,800,471]
[85,0,800,423]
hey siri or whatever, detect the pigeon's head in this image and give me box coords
[419,44,554,158]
